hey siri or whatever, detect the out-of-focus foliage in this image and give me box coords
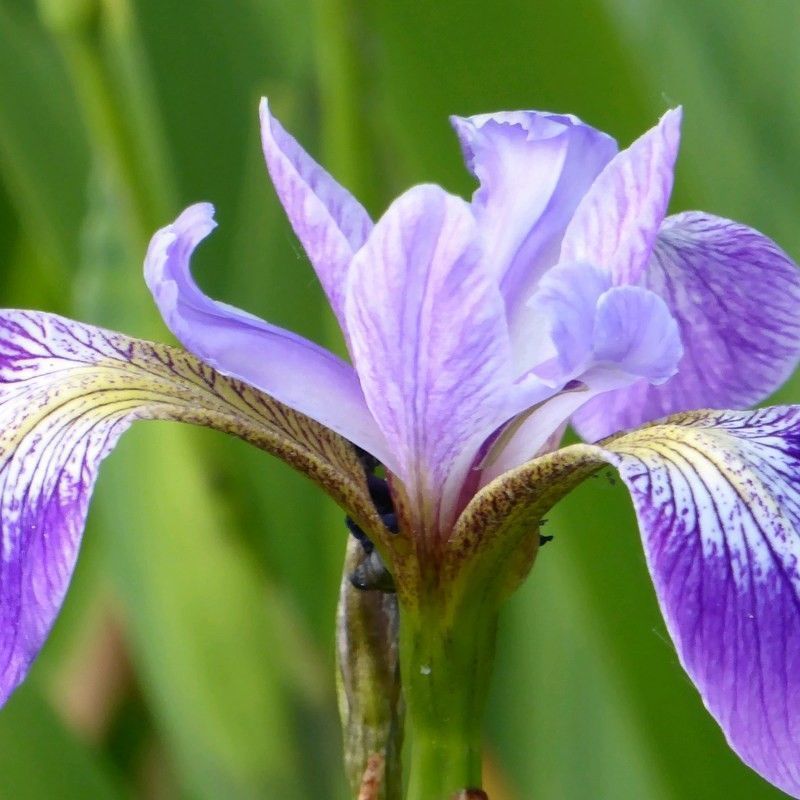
[0,0,797,797]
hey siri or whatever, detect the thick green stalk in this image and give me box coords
[401,595,498,800]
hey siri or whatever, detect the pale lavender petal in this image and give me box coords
[515,261,611,382]
[521,261,682,388]
[606,408,800,797]
[560,108,682,285]
[573,212,800,441]
[451,111,616,328]
[144,203,391,466]
[259,98,372,329]
[481,387,590,482]
[492,273,681,475]
[592,286,683,384]
[345,185,513,529]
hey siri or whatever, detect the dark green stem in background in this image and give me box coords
[38,0,176,238]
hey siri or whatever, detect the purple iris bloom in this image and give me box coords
[1,99,800,796]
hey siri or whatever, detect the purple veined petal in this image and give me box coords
[515,261,612,382]
[0,310,383,706]
[259,98,372,331]
[144,202,393,468]
[451,111,617,331]
[519,261,682,387]
[591,285,683,384]
[491,274,682,476]
[573,212,800,441]
[560,108,682,285]
[604,407,800,798]
[345,184,513,532]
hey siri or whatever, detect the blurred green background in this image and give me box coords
[0,0,798,797]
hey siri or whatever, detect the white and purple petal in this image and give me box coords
[0,311,381,706]
[456,406,800,797]
[345,185,513,530]
[559,107,682,285]
[605,408,800,797]
[451,111,617,330]
[573,212,800,441]
[144,202,391,467]
[259,98,372,330]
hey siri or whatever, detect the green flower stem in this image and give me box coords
[401,596,498,800]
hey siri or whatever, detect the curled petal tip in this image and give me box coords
[144,205,389,463]
[143,203,217,312]
[177,200,217,226]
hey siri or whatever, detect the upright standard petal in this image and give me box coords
[345,185,513,531]
[144,202,391,467]
[259,98,372,329]
[573,212,800,440]
[451,111,616,327]
[559,108,682,285]
[0,311,384,706]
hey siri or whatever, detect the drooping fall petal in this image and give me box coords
[573,212,800,440]
[608,408,800,798]
[144,202,391,466]
[452,408,800,798]
[0,310,382,705]
[345,184,513,530]
[259,98,373,329]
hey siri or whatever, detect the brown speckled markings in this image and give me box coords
[443,442,609,603]
[440,410,745,609]
[2,312,387,541]
[0,310,397,703]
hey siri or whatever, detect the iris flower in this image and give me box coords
[2,99,800,798]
